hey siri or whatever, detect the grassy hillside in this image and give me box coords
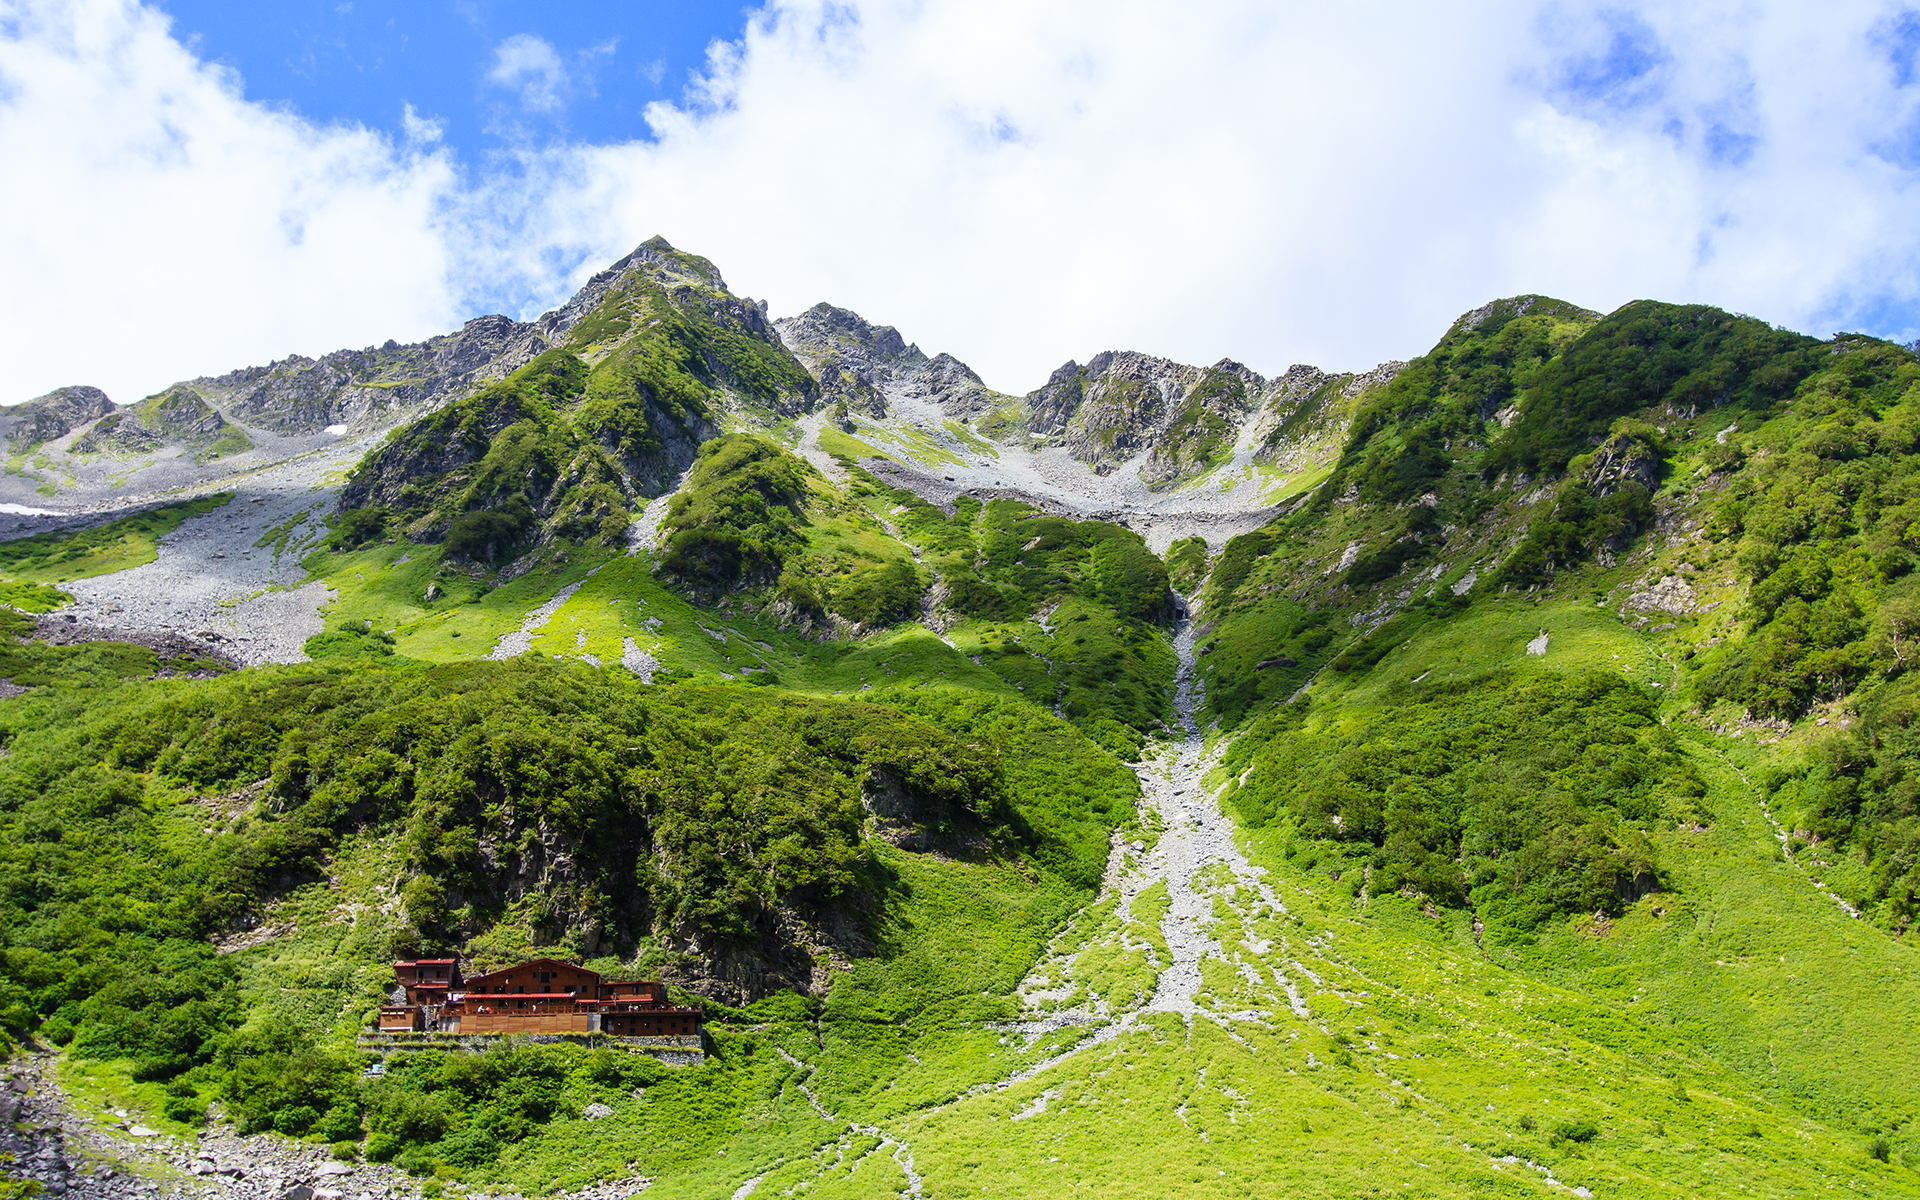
[6,290,1920,1198]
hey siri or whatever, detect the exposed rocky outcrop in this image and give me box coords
[1582,429,1661,496]
[191,313,534,436]
[0,385,115,451]
[70,385,253,461]
[1026,351,1204,473]
[1024,350,1402,487]
[1138,362,1261,488]
[775,302,1002,420]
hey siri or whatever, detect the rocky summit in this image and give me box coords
[2,240,1919,1200]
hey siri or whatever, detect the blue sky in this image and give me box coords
[2,0,1919,404]
[155,0,749,159]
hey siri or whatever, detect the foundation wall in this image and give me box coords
[460,1011,593,1035]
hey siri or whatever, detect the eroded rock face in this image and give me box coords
[1027,351,1204,475]
[1138,363,1261,488]
[0,385,115,451]
[775,302,1000,420]
[1024,351,1401,486]
[1627,575,1696,615]
[200,313,534,436]
[1584,430,1661,496]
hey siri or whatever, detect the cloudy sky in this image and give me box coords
[2,0,1919,404]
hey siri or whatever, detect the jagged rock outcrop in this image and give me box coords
[1582,429,1661,496]
[189,313,534,436]
[1026,351,1206,475]
[1253,360,1408,470]
[1138,361,1263,487]
[1024,351,1405,487]
[775,302,1001,419]
[0,385,115,451]
[72,384,252,461]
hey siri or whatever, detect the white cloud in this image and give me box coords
[525,0,1920,385]
[401,102,443,144]
[486,33,569,115]
[3,0,1920,408]
[0,0,458,404]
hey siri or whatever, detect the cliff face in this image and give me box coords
[1018,350,1405,487]
[71,384,254,462]
[774,302,1002,419]
[0,386,114,452]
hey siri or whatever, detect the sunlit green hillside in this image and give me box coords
[4,293,1920,1198]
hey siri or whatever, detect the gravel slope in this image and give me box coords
[49,446,366,666]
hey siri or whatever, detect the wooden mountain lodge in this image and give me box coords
[378,957,703,1039]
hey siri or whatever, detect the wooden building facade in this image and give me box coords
[379,956,702,1039]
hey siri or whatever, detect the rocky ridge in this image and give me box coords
[1,387,115,453]
[0,238,1417,682]
[1026,350,1404,486]
[774,303,1005,420]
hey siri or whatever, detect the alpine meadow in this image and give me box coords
[3,238,1920,1200]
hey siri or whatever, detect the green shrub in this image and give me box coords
[1554,1120,1600,1143]
[0,581,73,613]
[328,507,391,550]
[659,434,811,592]
[304,620,396,660]
[1221,668,1689,928]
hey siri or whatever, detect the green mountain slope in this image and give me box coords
[5,276,1920,1199]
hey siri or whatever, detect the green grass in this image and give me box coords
[1320,593,1675,710]
[0,494,231,583]
[0,580,73,612]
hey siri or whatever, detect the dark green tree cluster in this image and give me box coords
[658,434,814,595]
[1689,338,1920,718]
[1491,301,1820,477]
[0,655,1050,1064]
[1494,425,1660,588]
[1314,295,1598,514]
[1222,670,1702,932]
[1772,673,1920,929]
[209,1030,729,1177]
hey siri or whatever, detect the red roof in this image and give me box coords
[466,993,583,1000]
